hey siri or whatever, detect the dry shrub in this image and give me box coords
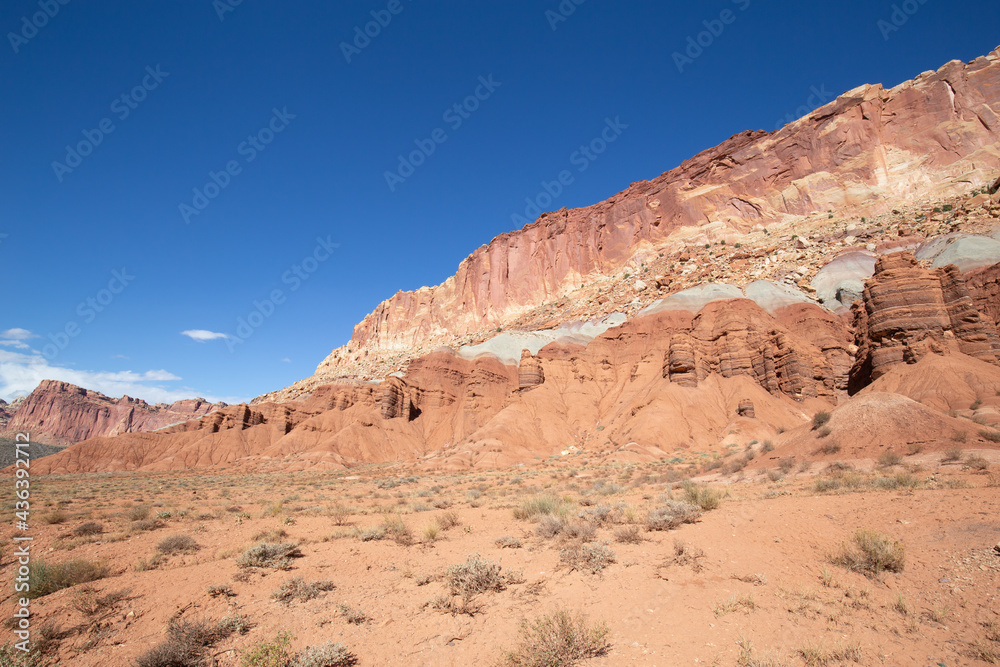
[645,501,701,531]
[28,558,109,599]
[72,522,104,537]
[513,495,563,521]
[536,515,565,538]
[236,542,301,569]
[613,525,642,544]
[437,510,461,530]
[877,450,902,467]
[559,542,615,574]
[832,529,904,577]
[812,411,831,429]
[156,534,199,555]
[499,609,609,667]
[495,536,523,549]
[292,641,358,667]
[136,618,231,667]
[251,528,287,542]
[445,554,516,598]
[271,576,335,604]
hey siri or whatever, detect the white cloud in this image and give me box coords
[0,340,30,350]
[0,348,246,404]
[282,357,291,363]
[181,329,229,342]
[1,328,37,341]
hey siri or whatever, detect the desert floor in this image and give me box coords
[2,447,999,666]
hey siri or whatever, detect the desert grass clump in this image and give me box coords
[271,576,335,604]
[291,641,358,667]
[613,525,642,544]
[965,454,991,471]
[40,511,66,525]
[436,509,462,530]
[422,522,440,542]
[682,481,722,510]
[156,534,199,555]
[577,504,620,525]
[536,515,566,539]
[831,528,904,578]
[495,535,523,549]
[797,641,863,666]
[251,528,287,542]
[559,542,616,574]
[27,558,109,599]
[131,518,165,532]
[498,609,609,667]
[445,554,515,598]
[236,542,301,569]
[877,450,902,467]
[240,631,292,667]
[71,586,130,617]
[207,584,235,598]
[126,504,151,521]
[713,593,757,617]
[562,522,597,542]
[328,504,351,526]
[382,515,413,546]
[777,457,796,474]
[512,494,564,521]
[815,440,841,455]
[218,612,252,636]
[356,525,386,542]
[812,411,831,430]
[72,522,103,537]
[943,446,964,462]
[136,617,230,667]
[336,603,369,625]
[645,500,701,531]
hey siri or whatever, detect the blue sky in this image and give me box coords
[1,0,998,404]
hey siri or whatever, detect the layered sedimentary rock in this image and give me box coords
[966,261,1000,327]
[315,48,1000,377]
[651,301,850,402]
[850,252,1000,391]
[34,298,849,473]
[518,350,544,390]
[3,380,225,446]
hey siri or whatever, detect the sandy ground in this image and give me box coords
[2,452,999,666]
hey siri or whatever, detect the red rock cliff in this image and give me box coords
[318,49,1000,375]
[4,380,226,446]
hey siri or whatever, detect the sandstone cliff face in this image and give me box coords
[316,48,1000,375]
[966,261,1000,327]
[4,380,226,446]
[850,252,1000,391]
[34,298,851,473]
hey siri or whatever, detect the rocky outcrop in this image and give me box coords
[314,48,1000,378]
[966,261,1000,327]
[518,350,544,390]
[653,301,850,402]
[3,380,226,446]
[849,253,1000,391]
[34,298,850,473]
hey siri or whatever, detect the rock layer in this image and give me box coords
[33,298,851,473]
[850,252,1000,391]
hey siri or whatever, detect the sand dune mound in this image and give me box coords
[861,352,1000,413]
[770,391,991,463]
